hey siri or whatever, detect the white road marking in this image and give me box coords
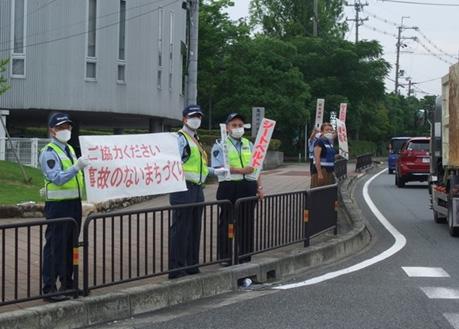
[444,313,459,329]
[420,287,459,299]
[275,169,407,290]
[402,266,450,277]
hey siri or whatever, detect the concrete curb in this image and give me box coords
[0,172,372,329]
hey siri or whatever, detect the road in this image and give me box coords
[87,168,459,329]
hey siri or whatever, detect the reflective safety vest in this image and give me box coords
[218,138,254,182]
[180,130,208,184]
[42,143,84,201]
[313,138,335,170]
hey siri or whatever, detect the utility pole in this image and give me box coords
[345,1,368,43]
[313,0,318,37]
[394,16,417,95]
[186,0,199,106]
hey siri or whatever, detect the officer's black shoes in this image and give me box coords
[43,294,70,303]
[59,287,86,296]
[185,268,200,275]
[168,270,188,279]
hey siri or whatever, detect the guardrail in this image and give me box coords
[355,153,372,172]
[0,218,79,306]
[334,159,348,180]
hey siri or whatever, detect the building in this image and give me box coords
[0,0,189,137]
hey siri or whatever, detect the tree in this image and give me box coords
[249,0,347,39]
[197,0,251,128]
[210,36,311,152]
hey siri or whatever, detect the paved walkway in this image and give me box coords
[0,160,363,315]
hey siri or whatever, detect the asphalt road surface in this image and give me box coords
[86,168,459,329]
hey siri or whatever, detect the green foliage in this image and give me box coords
[348,140,377,158]
[0,58,11,95]
[0,161,46,205]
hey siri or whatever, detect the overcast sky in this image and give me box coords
[225,0,459,97]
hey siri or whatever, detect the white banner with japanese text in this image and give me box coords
[339,103,347,122]
[79,133,186,202]
[336,119,349,160]
[314,99,325,129]
[246,118,276,181]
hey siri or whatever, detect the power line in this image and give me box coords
[380,0,459,6]
[1,0,180,50]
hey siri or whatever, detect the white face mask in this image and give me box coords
[230,128,244,139]
[55,129,71,143]
[323,132,333,140]
[186,117,201,130]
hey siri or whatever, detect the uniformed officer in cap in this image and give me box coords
[39,113,89,302]
[211,113,264,265]
[168,105,228,279]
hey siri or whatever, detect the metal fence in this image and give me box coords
[355,153,373,172]
[0,218,79,306]
[0,137,50,168]
[82,200,232,293]
[0,186,338,304]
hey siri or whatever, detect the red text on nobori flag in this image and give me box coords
[246,118,276,181]
[336,119,349,160]
[79,133,186,202]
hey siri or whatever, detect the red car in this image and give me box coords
[395,137,430,188]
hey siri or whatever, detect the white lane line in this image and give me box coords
[275,169,407,290]
[421,287,459,299]
[444,313,459,329]
[402,267,450,277]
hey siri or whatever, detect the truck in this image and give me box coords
[417,62,459,236]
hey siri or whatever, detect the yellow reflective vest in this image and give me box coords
[42,143,84,201]
[180,130,208,184]
[218,138,254,182]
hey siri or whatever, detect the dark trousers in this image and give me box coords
[169,182,204,271]
[43,199,82,294]
[216,180,257,263]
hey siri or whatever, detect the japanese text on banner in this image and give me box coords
[314,99,325,129]
[336,119,349,160]
[339,103,347,122]
[79,133,186,202]
[246,118,276,181]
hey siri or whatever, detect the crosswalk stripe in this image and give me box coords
[402,267,450,277]
[420,287,459,299]
[444,313,459,329]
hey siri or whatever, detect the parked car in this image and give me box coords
[395,137,430,188]
[387,137,411,174]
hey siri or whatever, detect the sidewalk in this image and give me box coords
[0,160,370,329]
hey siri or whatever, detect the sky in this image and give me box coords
[224,0,459,98]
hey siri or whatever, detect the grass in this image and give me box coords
[0,160,46,205]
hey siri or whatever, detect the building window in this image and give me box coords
[86,0,97,80]
[117,0,126,83]
[119,0,126,60]
[168,12,174,91]
[11,0,26,78]
[118,64,125,82]
[157,8,163,89]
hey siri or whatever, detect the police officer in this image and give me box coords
[310,122,336,188]
[168,105,228,279]
[211,113,264,264]
[39,113,89,302]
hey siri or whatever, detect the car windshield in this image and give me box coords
[390,138,409,153]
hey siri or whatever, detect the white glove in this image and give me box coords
[39,187,46,197]
[214,168,230,176]
[74,155,90,171]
